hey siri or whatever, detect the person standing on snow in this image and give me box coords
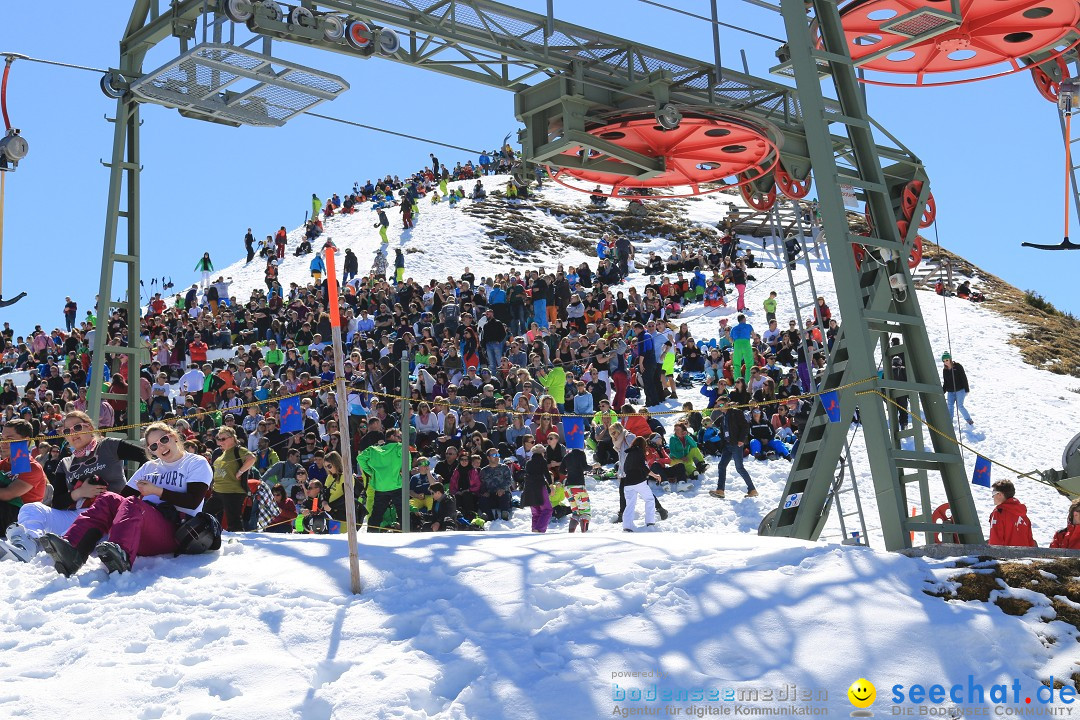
[394,248,405,285]
[310,253,325,282]
[730,314,755,384]
[375,207,390,243]
[244,228,255,263]
[988,479,1036,547]
[63,297,78,332]
[941,352,973,426]
[311,193,323,218]
[342,248,359,283]
[709,400,757,500]
[194,253,214,290]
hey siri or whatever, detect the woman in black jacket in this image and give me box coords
[521,445,553,533]
[621,436,657,532]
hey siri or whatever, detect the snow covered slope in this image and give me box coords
[2,534,1077,720]
[3,178,1077,719]
[198,176,1080,547]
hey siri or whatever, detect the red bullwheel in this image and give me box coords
[549,113,779,198]
[1031,56,1070,101]
[852,243,867,270]
[896,219,925,269]
[901,180,936,228]
[775,166,812,199]
[837,0,1080,87]
[740,180,777,211]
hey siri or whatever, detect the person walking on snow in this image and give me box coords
[394,249,405,285]
[710,400,757,499]
[941,352,973,425]
[730,314,755,384]
[400,201,413,230]
[194,253,214,290]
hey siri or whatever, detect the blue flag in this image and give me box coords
[9,441,31,474]
[820,390,841,423]
[562,417,586,450]
[972,456,992,488]
[279,397,303,433]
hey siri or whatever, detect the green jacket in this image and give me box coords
[667,433,699,461]
[357,443,407,492]
[592,409,618,425]
[264,348,285,366]
[537,366,566,404]
[763,297,778,313]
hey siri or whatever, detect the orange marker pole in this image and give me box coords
[326,246,361,595]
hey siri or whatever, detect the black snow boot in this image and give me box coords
[95,542,131,574]
[39,533,93,577]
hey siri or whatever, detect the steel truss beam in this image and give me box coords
[88,1,153,442]
[761,0,981,550]
[100,0,980,546]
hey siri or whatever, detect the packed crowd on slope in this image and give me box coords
[0,152,1077,576]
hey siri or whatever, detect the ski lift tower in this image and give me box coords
[89,0,1036,549]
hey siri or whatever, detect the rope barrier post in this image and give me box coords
[325,246,362,595]
[400,351,411,534]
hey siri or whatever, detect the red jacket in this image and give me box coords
[988,498,1037,547]
[1049,524,1080,550]
[188,341,208,364]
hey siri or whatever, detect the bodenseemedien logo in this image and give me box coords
[848,678,876,717]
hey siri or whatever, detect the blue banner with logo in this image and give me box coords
[562,417,586,449]
[972,455,991,488]
[9,441,30,474]
[279,397,303,433]
[820,391,841,423]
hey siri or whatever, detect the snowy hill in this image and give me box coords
[4,176,1080,719]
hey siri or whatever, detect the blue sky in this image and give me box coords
[0,1,1073,335]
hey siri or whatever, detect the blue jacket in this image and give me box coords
[310,256,325,274]
[488,287,506,305]
[730,321,754,342]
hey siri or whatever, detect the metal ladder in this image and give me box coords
[763,0,982,551]
[769,203,869,545]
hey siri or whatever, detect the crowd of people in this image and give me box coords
[0,151,1076,575]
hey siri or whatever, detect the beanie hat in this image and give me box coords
[941,353,951,361]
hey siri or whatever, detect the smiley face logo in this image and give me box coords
[848,678,876,711]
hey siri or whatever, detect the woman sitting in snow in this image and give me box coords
[39,422,213,576]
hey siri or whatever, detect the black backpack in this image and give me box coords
[174,512,223,556]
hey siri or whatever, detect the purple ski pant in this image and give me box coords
[64,492,179,567]
[530,485,552,533]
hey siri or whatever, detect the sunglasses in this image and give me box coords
[147,436,173,453]
[63,423,86,434]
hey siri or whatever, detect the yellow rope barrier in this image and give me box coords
[855,389,1030,478]
[9,371,881,448]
